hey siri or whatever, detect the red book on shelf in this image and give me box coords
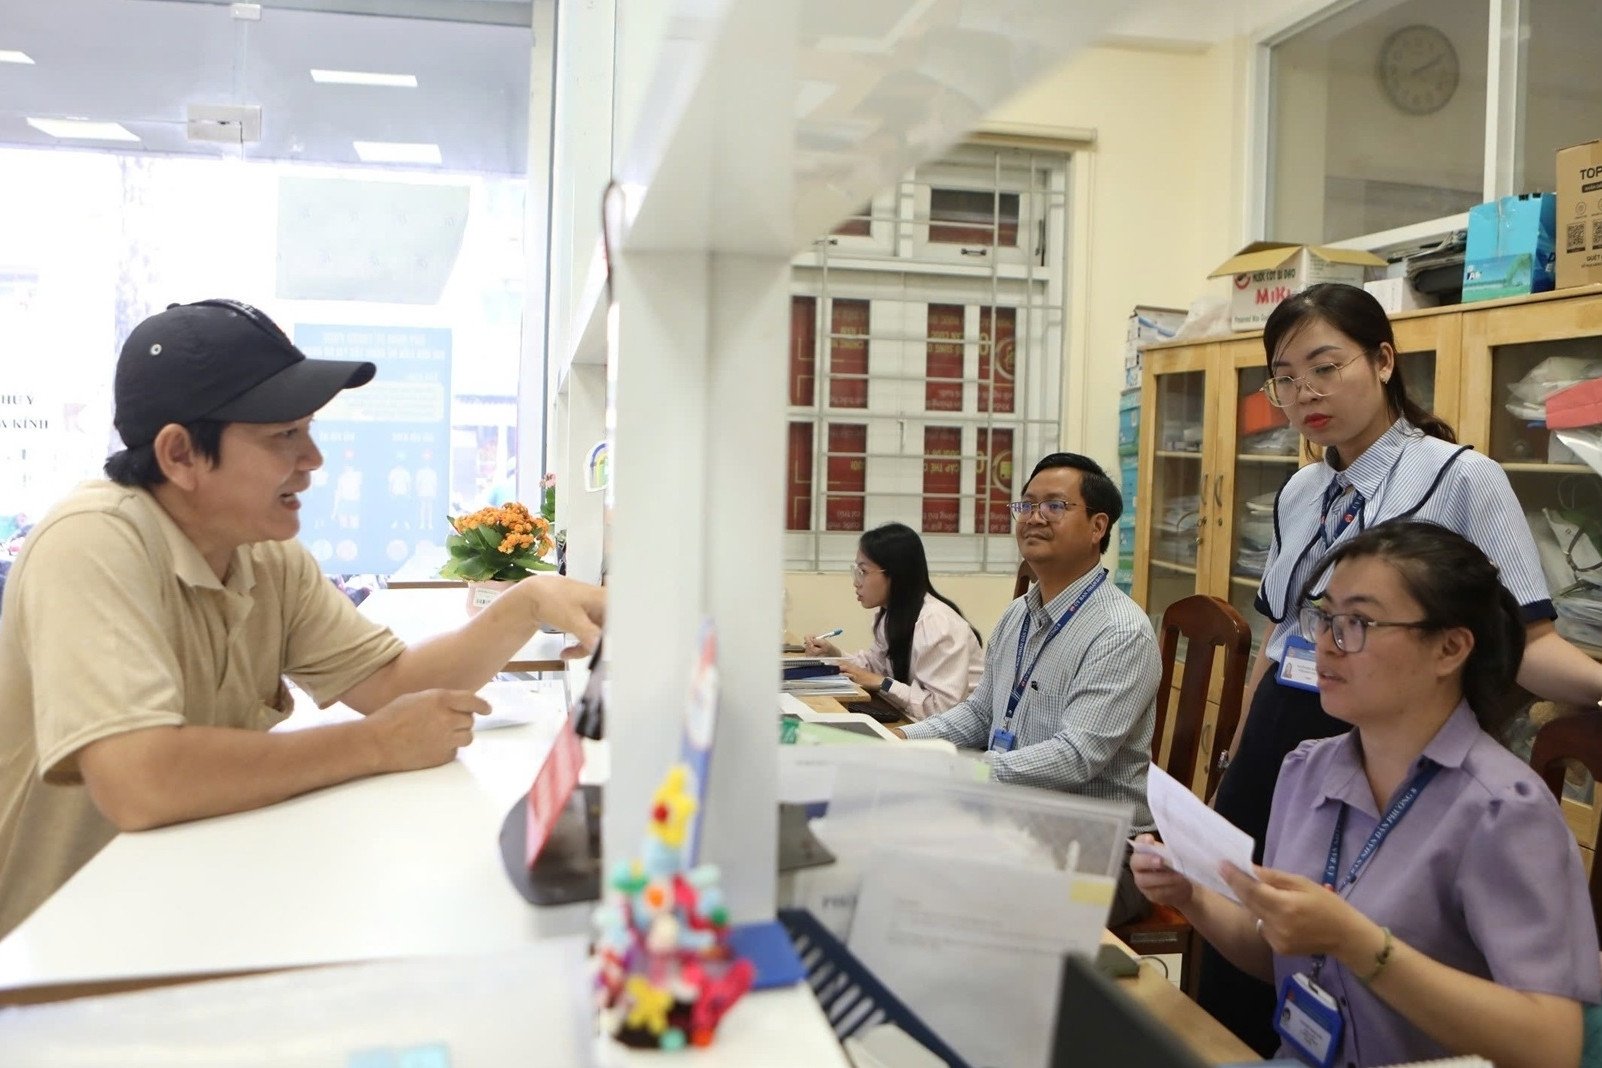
[979,307,1016,414]
[825,423,866,531]
[829,299,869,409]
[789,296,816,407]
[975,428,1015,534]
[925,303,964,412]
[785,422,814,530]
[922,426,962,533]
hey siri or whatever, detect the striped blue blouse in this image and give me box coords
[1254,418,1554,663]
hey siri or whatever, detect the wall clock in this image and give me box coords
[1378,24,1459,116]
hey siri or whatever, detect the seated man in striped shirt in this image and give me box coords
[896,452,1159,925]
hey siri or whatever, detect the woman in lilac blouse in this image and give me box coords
[1134,521,1600,1068]
[804,522,983,722]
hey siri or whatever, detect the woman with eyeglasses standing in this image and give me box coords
[803,521,983,722]
[1136,522,1599,1068]
[1201,282,1602,1054]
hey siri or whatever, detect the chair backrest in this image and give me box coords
[1012,560,1034,600]
[1529,711,1602,931]
[1152,595,1252,800]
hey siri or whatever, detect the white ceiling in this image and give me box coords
[0,0,1326,176]
[0,0,535,174]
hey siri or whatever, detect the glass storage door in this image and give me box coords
[1465,298,1602,659]
[1227,349,1299,657]
[1138,351,1210,634]
[1391,312,1451,430]
[1461,293,1602,849]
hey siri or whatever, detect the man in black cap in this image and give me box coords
[0,300,604,938]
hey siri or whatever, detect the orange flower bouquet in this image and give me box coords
[439,502,557,583]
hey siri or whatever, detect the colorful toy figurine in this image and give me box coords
[592,763,754,1050]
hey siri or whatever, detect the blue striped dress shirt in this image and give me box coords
[902,566,1159,832]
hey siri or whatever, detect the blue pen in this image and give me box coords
[810,628,844,642]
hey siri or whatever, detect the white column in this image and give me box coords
[601,0,798,922]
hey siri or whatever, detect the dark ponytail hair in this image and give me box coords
[1301,521,1525,735]
[1263,283,1455,464]
[859,522,982,684]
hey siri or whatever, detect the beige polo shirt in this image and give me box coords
[0,481,405,938]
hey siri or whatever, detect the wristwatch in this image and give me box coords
[879,676,894,695]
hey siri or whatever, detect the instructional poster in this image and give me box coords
[293,324,452,575]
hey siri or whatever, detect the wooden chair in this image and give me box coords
[1529,709,1602,929]
[1011,560,1034,599]
[1150,595,1253,803]
[1111,594,1253,996]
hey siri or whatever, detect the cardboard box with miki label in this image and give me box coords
[1210,242,1385,332]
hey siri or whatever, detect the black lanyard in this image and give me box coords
[1003,569,1105,729]
[1312,761,1440,977]
[1319,478,1366,548]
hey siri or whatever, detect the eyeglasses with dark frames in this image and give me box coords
[1298,604,1435,653]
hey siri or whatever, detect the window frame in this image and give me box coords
[784,143,1072,574]
[1249,0,1536,252]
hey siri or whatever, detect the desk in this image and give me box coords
[0,701,586,1000]
[0,697,849,1066]
[358,586,570,671]
[1103,936,1256,1065]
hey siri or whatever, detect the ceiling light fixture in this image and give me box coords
[311,69,418,88]
[0,50,36,64]
[26,117,140,142]
[353,140,442,165]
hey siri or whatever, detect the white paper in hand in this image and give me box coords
[1144,763,1258,903]
[473,680,567,731]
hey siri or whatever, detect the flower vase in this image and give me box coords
[465,579,517,617]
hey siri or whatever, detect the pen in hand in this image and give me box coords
[803,627,844,656]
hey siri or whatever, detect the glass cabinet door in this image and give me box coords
[1391,313,1453,430]
[1227,356,1299,656]
[1463,298,1602,657]
[1138,357,1209,633]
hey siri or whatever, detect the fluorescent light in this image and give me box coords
[353,140,441,164]
[26,117,140,142]
[0,50,35,65]
[310,68,417,88]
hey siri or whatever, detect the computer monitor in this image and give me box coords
[1049,953,1210,1068]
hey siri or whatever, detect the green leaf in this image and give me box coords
[455,558,498,581]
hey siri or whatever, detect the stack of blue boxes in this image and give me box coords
[1115,389,1141,593]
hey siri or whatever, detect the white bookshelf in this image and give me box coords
[544,0,1128,924]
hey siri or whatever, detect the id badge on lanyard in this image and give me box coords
[1277,633,1320,692]
[1274,972,1343,1068]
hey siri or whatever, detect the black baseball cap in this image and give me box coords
[113,299,376,449]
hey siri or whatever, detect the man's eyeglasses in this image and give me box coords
[1298,605,1435,654]
[1262,354,1366,408]
[850,562,883,581]
[1008,500,1079,521]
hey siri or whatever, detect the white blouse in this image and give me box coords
[846,593,984,722]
